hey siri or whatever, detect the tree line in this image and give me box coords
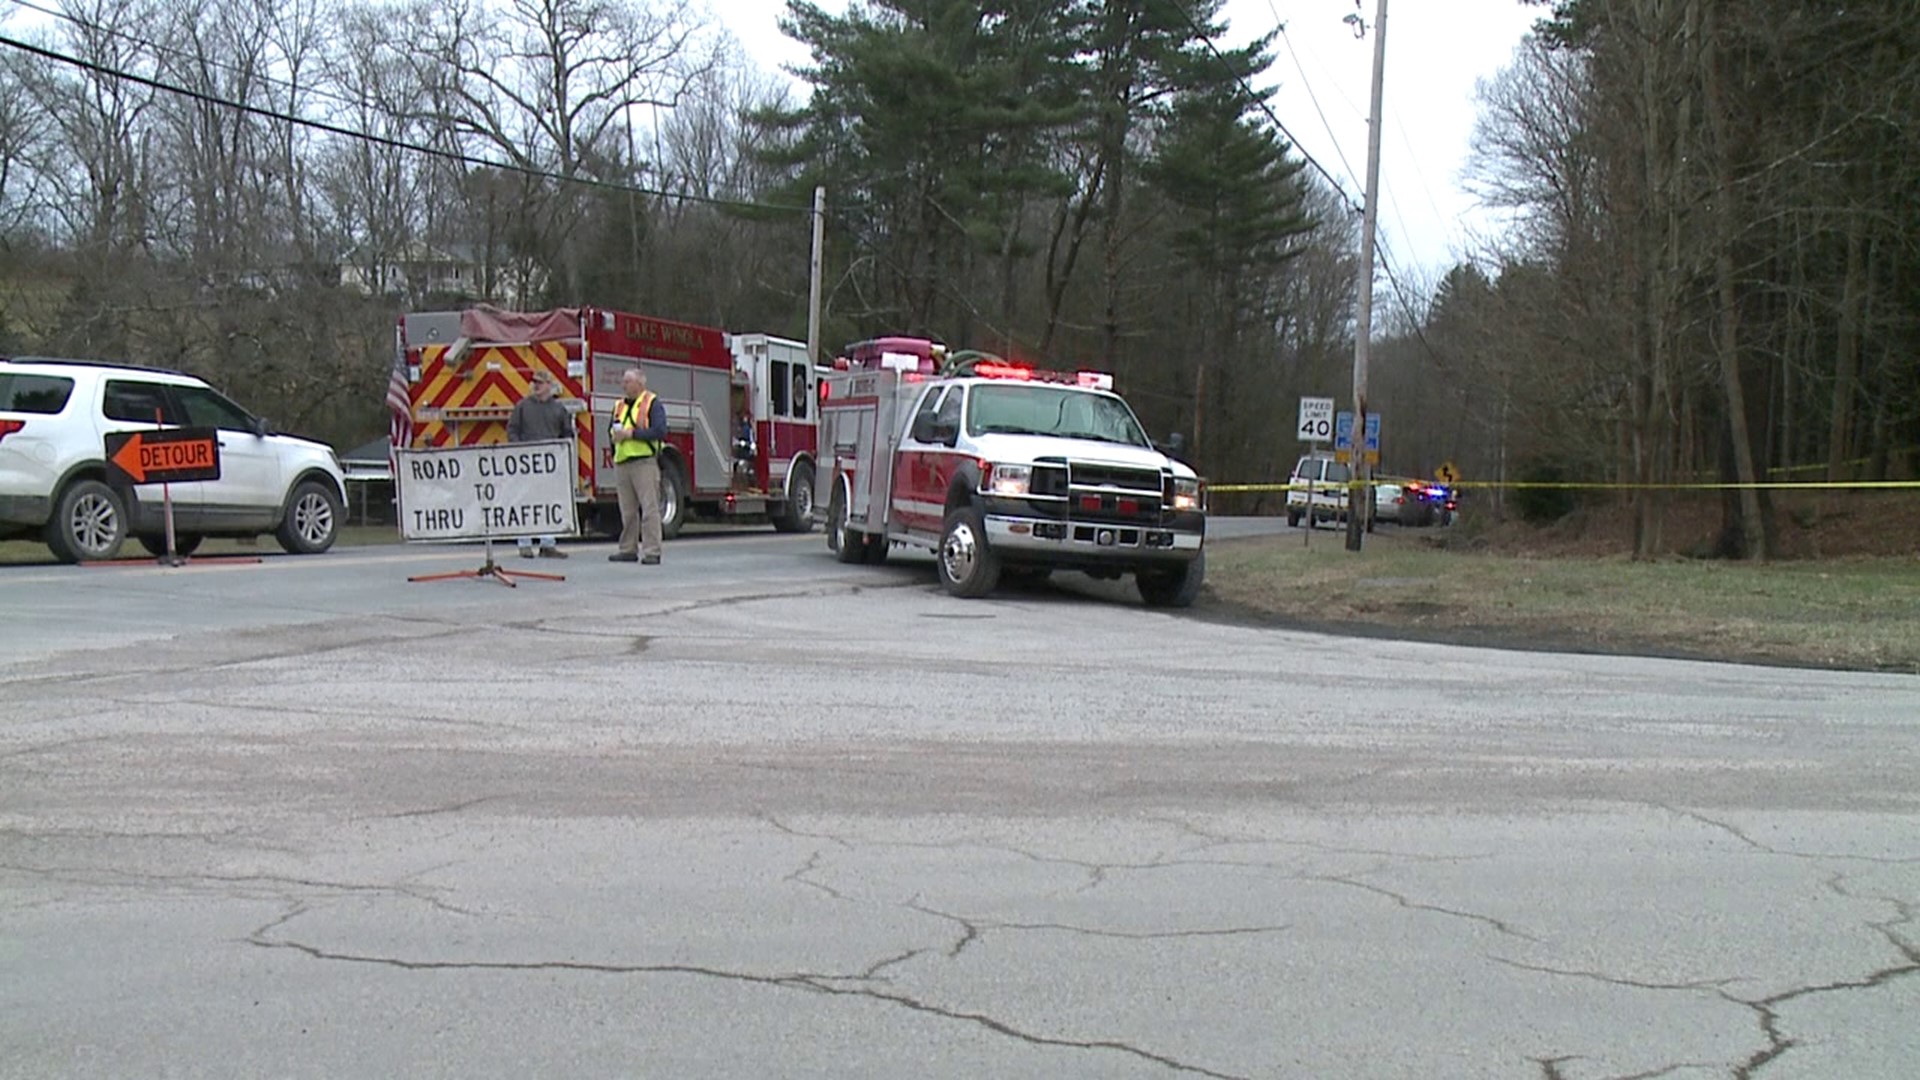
[1440,0,1920,557]
[2,0,1911,557]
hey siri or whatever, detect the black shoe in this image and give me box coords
[609,552,639,563]
[539,547,569,559]
[640,555,661,565]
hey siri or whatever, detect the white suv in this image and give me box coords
[0,358,347,562]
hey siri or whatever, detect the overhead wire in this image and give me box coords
[1201,2,1457,368]
[0,28,812,215]
[1165,0,1359,215]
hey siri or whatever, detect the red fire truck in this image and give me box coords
[816,339,1207,605]
[393,307,818,538]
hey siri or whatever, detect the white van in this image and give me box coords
[1285,454,1351,528]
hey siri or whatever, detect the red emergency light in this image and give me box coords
[973,361,1032,381]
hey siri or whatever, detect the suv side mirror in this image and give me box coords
[1161,432,1187,459]
[251,416,272,437]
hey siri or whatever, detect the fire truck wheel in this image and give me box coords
[659,459,687,540]
[773,468,815,533]
[1137,550,1206,609]
[862,533,889,564]
[829,487,865,563]
[937,506,1000,599]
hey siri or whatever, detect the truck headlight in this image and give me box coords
[986,463,1031,496]
[1172,477,1202,512]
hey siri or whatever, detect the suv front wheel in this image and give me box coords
[276,478,342,554]
[46,479,128,563]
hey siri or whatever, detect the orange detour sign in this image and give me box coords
[105,428,223,485]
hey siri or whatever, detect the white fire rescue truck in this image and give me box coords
[816,338,1207,605]
[394,307,819,538]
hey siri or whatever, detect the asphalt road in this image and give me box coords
[3,522,1917,1079]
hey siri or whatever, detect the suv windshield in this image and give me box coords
[966,384,1149,447]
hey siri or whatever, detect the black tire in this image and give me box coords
[829,486,865,564]
[659,458,687,540]
[1138,549,1206,609]
[862,532,890,564]
[772,466,816,534]
[1286,508,1302,528]
[936,506,1000,599]
[45,478,127,563]
[276,478,342,554]
[138,533,203,558]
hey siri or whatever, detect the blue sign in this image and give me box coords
[1334,411,1354,452]
[1364,413,1381,453]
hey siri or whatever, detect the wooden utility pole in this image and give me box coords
[1346,0,1388,552]
[807,186,826,367]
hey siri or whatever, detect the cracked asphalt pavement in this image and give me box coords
[3,524,1918,1078]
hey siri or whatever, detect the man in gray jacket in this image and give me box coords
[508,369,573,558]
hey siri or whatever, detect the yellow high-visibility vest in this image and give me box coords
[613,392,658,462]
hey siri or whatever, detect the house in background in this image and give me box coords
[338,242,548,307]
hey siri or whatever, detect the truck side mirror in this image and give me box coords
[1163,432,1186,458]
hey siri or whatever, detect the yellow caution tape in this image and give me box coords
[1209,479,1920,494]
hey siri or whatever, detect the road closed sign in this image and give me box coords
[396,439,578,542]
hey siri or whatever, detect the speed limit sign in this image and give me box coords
[1298,396,1334,442]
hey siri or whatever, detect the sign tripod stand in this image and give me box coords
[408,534,565,588]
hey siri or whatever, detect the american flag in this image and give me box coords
[386,330,412,472]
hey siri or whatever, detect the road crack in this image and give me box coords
[249,933,1249,1078]
[1305,872,1539,942]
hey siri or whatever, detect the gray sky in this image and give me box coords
[713,0,1541,285]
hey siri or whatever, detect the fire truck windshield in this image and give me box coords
[965,384,1150,447]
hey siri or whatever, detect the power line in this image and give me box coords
[1164,1,1359,215]
[1275,22,1362,195]
[0,31,812,215]
[5,0,376,121]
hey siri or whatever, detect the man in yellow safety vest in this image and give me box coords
[609,367,667,564]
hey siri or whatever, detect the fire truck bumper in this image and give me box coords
[982,513,1204,560]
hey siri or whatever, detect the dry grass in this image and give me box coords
[1207,523,1920,673]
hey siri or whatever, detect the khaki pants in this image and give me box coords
[614,455,663,558]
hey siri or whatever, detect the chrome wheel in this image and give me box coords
[936,507,1000,598]
[941,519,981,583]
[68,489,121,557]
[293,490,333,546]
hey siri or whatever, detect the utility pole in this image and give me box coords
[1346,0,1388,553]
[806,186,826,367]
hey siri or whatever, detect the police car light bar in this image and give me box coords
[1076,371,1114,390]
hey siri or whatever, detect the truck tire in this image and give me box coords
[862,533,890,564]
[936,506,1000,598]
[276,478,342,554]
[45,478,127,563]
[829,487,865,564]
[659,459,686,540]
[1286,508,1302,528]
[772,467,815,533]
[1137,550,1206,609]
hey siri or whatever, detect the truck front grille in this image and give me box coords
[1065,461,1165,524]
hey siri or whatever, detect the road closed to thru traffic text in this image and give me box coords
[396,439,578,542]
